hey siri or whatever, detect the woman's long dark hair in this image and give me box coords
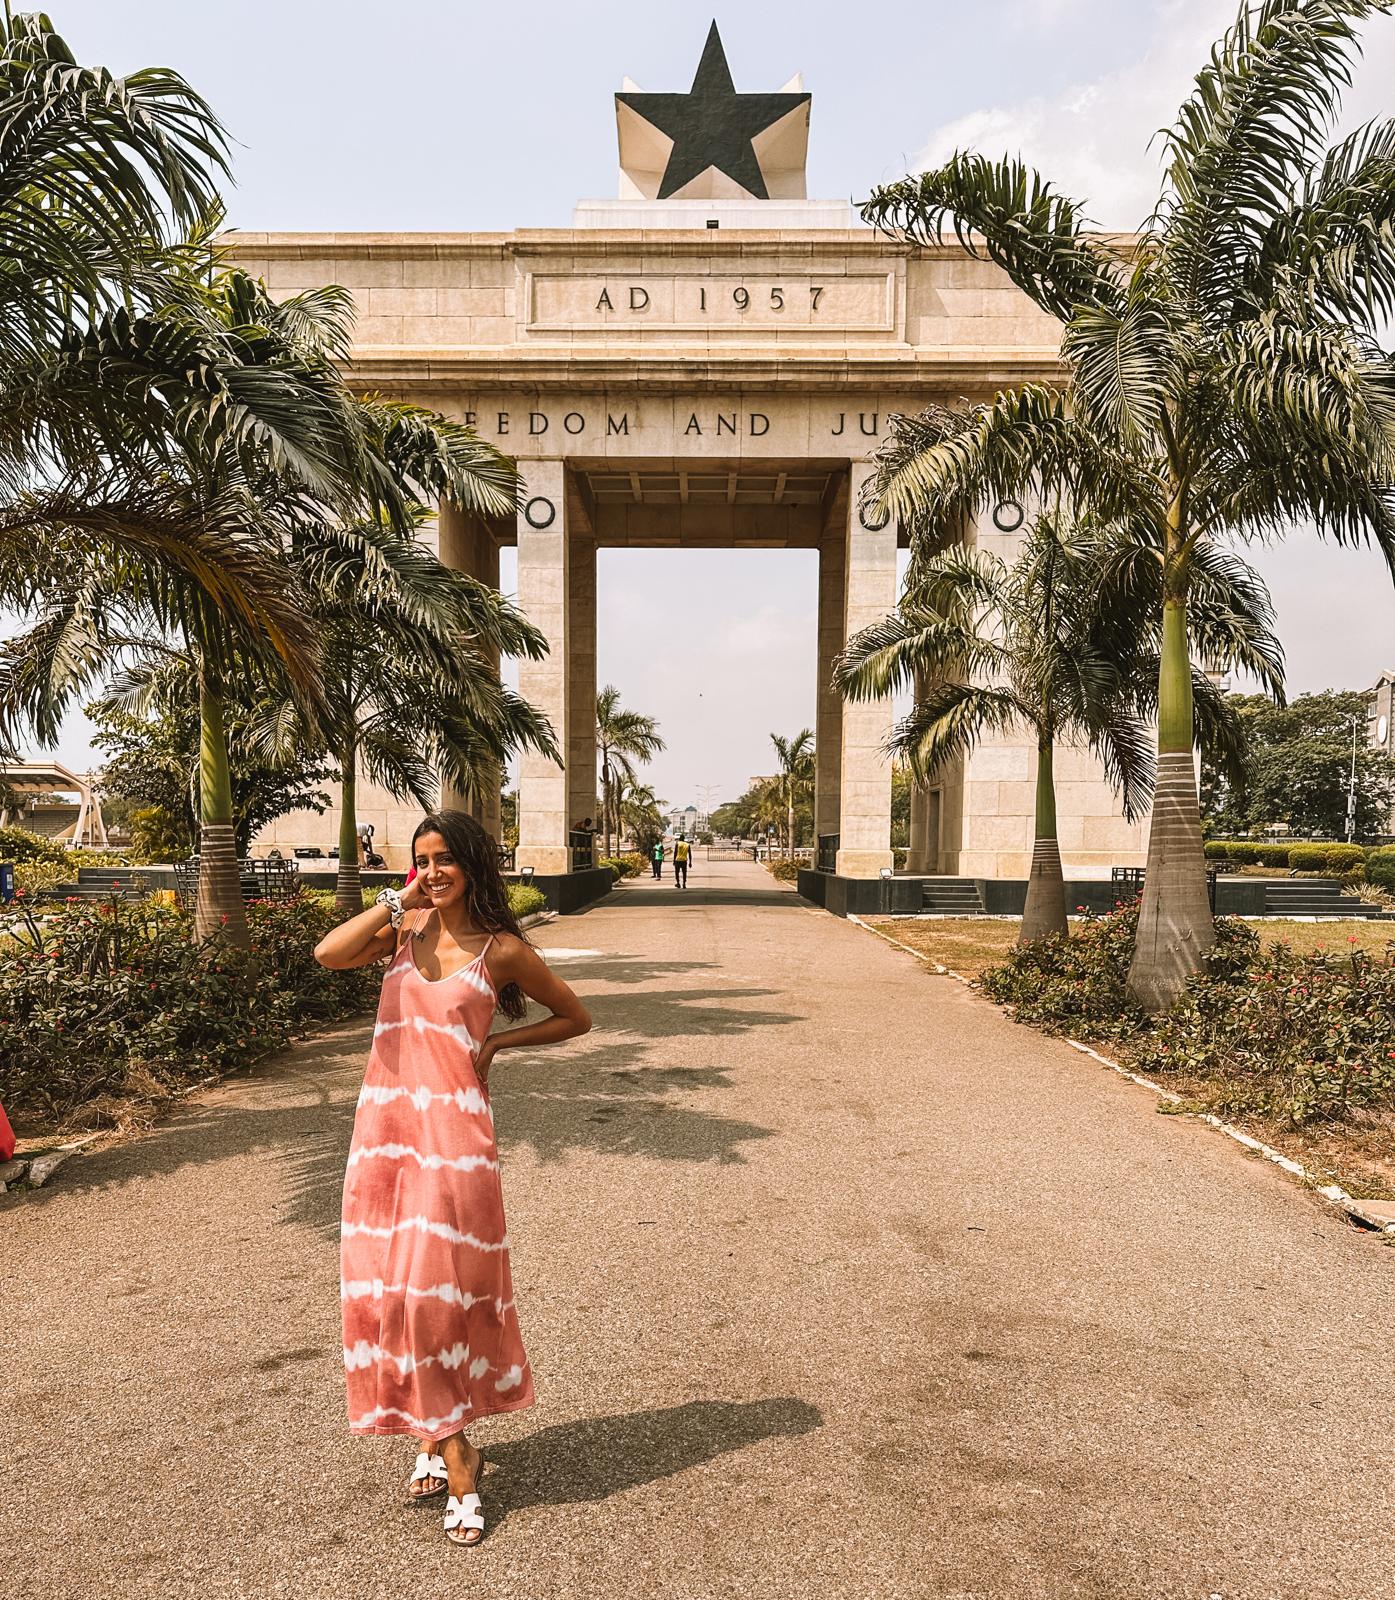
[411,810,529,1021]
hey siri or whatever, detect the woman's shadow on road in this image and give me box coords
[479,1396,822,1528]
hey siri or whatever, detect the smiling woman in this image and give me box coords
[313,808,590,1548]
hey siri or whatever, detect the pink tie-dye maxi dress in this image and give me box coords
[340,918,534,1440]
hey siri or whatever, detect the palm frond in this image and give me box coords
[861,152,1123,319]
[1160,0,1379,313]
[889,682,1029,783]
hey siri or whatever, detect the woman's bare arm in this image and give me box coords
[476,936,591,1078]
[314,881,427,970]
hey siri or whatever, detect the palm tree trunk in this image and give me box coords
[193,679,250,949]
[601,751,612,860]
[1020,738,1067,944]
[1126,594,1214,1010]
[335,746,362,917]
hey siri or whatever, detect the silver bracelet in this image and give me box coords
[375,887,404,928]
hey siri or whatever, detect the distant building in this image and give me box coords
[1,761,108,847]
[665,804,708,838]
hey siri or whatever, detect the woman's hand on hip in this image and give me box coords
[474,1039,498,1087]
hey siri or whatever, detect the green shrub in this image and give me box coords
[14,860,74,897]
[0,890,377,1125]
[508,884,547,918]
[767,858,801,883]
[1326,844,1366,877]
[1133,939,1395,1125]
[1204,841,1231,861]
[979,904,1259,1042]
[1366,846,1395,892]
[595,856,625,882]
[615,852,648,878]
[1258,842,1292,868]
[0,825,69,865]
[1287,843,1330,872]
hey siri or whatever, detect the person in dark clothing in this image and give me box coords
[673,838,689,888]
[651,840,665,879]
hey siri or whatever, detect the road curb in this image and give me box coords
[849,915,1395,1238]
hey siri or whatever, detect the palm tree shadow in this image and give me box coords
[481,1397,823,1529]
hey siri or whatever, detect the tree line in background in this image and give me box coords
[1202,689,1395,840]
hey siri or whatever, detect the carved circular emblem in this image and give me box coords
[523,496,556,529]
[992,499,1025,533]
[858,502,891,532]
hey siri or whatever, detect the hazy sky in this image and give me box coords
[24,0,1395,810]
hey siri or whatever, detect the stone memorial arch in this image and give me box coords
[239,25,1146,898]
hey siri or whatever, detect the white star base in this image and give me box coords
[573,197,859,231]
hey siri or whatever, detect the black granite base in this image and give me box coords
[798,870,1274,919]
[509,865,614,915]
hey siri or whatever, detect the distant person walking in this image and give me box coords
[651,839,665,879]
[673,837,689,888]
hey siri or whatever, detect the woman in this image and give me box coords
[315,810,590,1547]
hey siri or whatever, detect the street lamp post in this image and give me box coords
[1345,713,1360,844]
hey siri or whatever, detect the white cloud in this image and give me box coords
[916,1,1395,229]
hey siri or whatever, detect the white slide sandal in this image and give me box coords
[443,1491,486,1546]
[406,1451,449,1500]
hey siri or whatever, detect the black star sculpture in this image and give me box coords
[618,22,809,200]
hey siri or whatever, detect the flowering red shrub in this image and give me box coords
[1133,940,1395,1125]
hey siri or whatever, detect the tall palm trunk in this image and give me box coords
[1127,593,1213,1009]
[1020,736,1068,944]
[601,750,613,860]
[193,677,250,949]
[335,743,362,916]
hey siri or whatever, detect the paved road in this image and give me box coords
[4,859,1392,1599]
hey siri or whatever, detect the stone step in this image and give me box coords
[921,879,986,914]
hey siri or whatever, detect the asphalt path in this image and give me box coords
[3,858,1392,1599]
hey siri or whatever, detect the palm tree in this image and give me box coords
[617,777,666,856]
[770,729,815,857]
[595,686,664,859]
[837,512,1282,942]
[248,518,555,913]
[859,0,1395,1005]
[1,281,529,942]
[0,17,360,632]
[752,778,786,857]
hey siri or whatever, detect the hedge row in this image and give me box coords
[596,852,647,881]
[1204,840,1370,874]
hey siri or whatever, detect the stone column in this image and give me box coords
[814,533,845,847]
[567,535,597,859]
[475,530,503,843]
[835,463,896,878]
[906,783,932,874]
[516,461,571,875]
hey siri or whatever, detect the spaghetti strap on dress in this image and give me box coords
[340,912,533,1440]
